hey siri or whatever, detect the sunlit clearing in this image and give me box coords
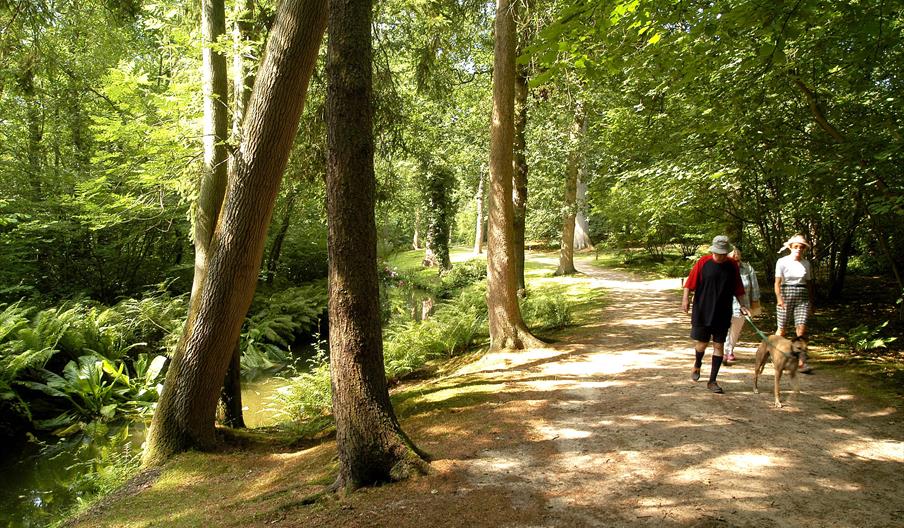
[834,439,904,462]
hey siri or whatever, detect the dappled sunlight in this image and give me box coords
[820,393,858,403]
[833,438,904,462]
[534,425,592,440]
[627,415,672,423]
[617,316,683,327]
[853,407,897,418]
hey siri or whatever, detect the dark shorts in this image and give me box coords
[691,325,729,344]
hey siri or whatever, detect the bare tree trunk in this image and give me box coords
[555,102,584,276]
[487,0,543,351]
[196,0,246,429]
[265,186,299,284]
[512,63,528,293]
[574,175,594,250]
[192,0,230,304]
[231,0,256,143]
[219,341,244,427]
[413,209,421,249]
[326,0,426,492]
[143,0,327,467]
[473,170,485,255]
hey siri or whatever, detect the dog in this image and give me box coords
[753,335,808,408]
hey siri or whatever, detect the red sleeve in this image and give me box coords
[685,255,710,291]
[731,259,746,297]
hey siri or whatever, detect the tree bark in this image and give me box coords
[512,63,528,293]
[231,0,256,143]
[192,0,230,304]
[574,175,594,251]
[142,0,327,467]
[326,0,427,492]
[473,170,485,255]
[197,0,245,429]
[555,102,584,276]
[486,0,543,350]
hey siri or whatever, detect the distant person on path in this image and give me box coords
[724,248,760,365]
[774,234,814,373]
[681,235,748,394]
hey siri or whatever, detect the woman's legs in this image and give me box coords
[725,315,744,362]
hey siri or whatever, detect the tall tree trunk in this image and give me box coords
[265,186,299,285]
[423,166,453,270]
[412,209,421,249]
[197,0,245,428]
[326,0,426,492]
[142,0,327,467]
[573,175,594,250]
[486,0,543,351]
[20,65,43,200]
[512,63,528,293]
[231,0,256,143]
[192,0,230,303]
[555,102,584,276]
[473,170,485,255]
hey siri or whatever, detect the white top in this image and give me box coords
[775,255,811,285]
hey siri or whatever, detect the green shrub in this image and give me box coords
[521,290,572,330]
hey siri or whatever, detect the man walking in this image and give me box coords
[681,235,748,393]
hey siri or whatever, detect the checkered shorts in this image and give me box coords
[777,284,810,330]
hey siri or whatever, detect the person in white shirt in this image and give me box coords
[774,234,814,373]
[724,248,760,365]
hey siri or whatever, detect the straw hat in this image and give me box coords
[709,235,732,255]
[779,234,810,253]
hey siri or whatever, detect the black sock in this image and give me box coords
[709,355,723,383]
[694,350,705,369]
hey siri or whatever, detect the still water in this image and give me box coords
[0,378,287,527]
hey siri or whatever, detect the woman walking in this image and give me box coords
[724,248,760,365]
[774,234,814,373]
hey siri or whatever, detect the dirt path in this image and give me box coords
[305,262,904,528]
[74,262,904,528]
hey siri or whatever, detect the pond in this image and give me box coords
[0,378,288,527]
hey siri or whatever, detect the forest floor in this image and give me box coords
[69,257,904,528]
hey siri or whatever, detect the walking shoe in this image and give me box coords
[691,367,701,381]
[799,363,813,374]
[724,353,736,365]
[706,382,724,394]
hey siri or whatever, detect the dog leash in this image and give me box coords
[745,315,797,359]
[744,315,770,341]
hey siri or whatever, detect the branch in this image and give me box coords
[792,77,846,143]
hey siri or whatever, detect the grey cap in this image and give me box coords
[709,235,732,255]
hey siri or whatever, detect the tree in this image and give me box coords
[472,170,486,255]
[486,0,543,350]
[142,0,328,466]
[325,0,427,491]
[421,163,455,270]
[555,100,584,276]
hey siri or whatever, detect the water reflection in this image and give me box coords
[0,378,288,527]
